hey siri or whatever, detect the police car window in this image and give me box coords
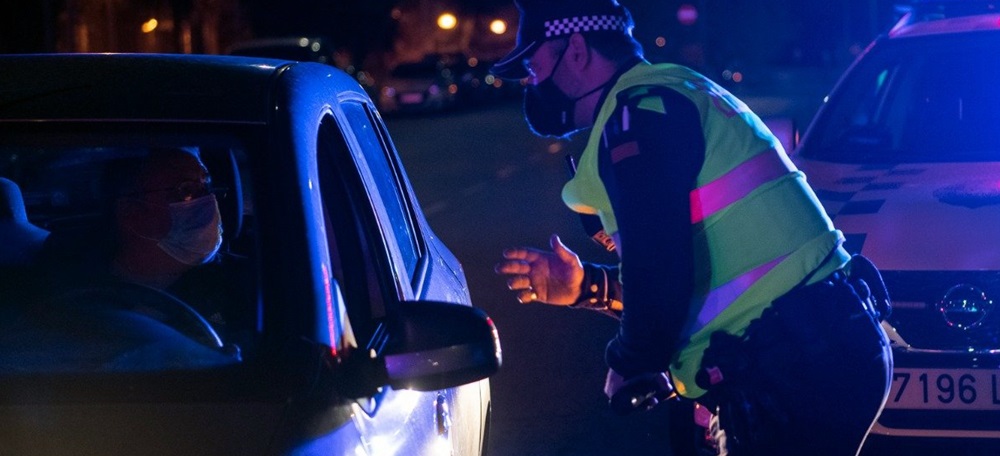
[807,35,1000,163]
[340,102,421,281]
[0,137,257,374]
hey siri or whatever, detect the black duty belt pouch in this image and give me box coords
[845,254,891,320]
[694,257,889,453]
[695,271,864,392]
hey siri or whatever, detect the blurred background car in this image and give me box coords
[0,53,499,456]
[784,2,1000,454]
[456,56,523,108]
[227,36,337,64]
[377,52,463,115]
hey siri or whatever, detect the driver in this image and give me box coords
[107,148,250,336]
[35,148,251,341]
[112,148,222,290]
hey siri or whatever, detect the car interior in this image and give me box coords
[0,143,257,373]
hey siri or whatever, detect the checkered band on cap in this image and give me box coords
[543,15,629,38]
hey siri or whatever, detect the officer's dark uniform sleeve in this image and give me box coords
[601,86,705,379]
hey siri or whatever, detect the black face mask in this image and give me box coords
[524,45,575,137]
[524,77,576,137]
[523,46,613,138]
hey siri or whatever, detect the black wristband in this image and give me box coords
[571,263,623,316]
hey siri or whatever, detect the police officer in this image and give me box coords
[491,1,893,454]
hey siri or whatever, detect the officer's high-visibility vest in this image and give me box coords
[563,62,849,398]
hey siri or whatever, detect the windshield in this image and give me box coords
[0,130,258,374]
[802,33,1000,163]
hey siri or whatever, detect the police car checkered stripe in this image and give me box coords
[816,164,925,220]
[838,199,885,215]
[544,15,628,37]
[814,164,925,254]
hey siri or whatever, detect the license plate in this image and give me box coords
[399,92,424,105]
[886,368,1000,410]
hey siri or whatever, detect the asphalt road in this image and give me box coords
[385,70,837,456]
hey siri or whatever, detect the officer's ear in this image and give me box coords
[565,33,591,71]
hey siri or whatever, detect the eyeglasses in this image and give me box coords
[125,179,227,203]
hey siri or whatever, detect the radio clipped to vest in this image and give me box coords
[566,154,617,252]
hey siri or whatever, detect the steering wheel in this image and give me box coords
[39,282,224,349]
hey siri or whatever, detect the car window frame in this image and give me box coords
[338,101,425,289]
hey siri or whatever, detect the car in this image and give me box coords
[0,53,500,456]
[226,36,339,65]
[378,53,462,115]
[456,57,522,108]
[787,3,1000,454]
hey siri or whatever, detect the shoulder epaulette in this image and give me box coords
[616,85,668,115]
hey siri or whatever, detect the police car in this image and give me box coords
[790,2,1000,453]
[0,53,500,455]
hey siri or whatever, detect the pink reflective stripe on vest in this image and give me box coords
[689,149,793,224]
[692,255,786,332]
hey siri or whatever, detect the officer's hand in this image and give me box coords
[604,368,675,415]
[494,234,584,306]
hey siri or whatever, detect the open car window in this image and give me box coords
[0,134,258,373]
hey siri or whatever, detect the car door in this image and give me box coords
[315,103,451,455]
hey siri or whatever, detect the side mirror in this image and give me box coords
[372,301,501,392]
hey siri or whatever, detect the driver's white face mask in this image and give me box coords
[156,194,223,265]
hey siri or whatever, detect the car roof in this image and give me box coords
[0,53,314,123]
[889,11,1000,38]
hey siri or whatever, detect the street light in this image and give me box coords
[489,19,507,35]
[677,4,698,26]
[141,18,158,34]
[437,13,457,30]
